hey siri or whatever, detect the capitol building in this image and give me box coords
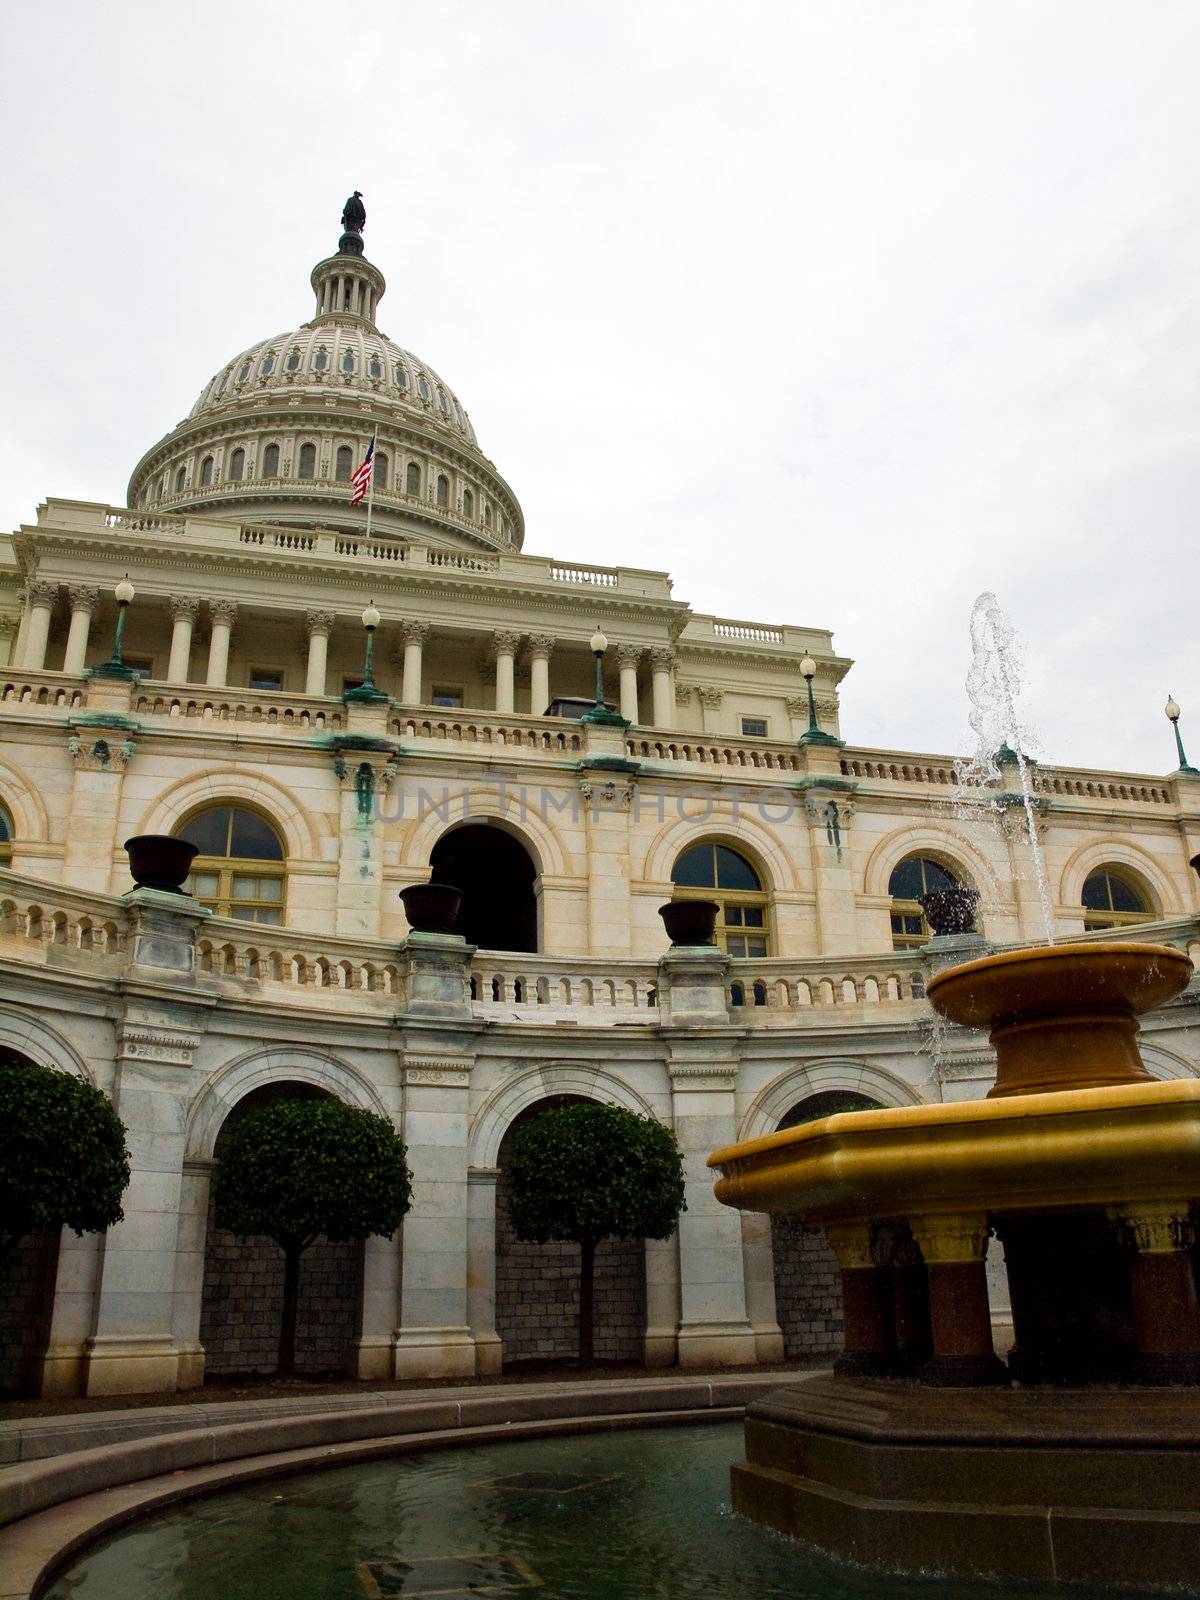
[0,205,1196,1398]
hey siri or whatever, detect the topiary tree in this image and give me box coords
[213,1097,412,1377]
[505,1101,686,1366]
[0,1053,131,1266]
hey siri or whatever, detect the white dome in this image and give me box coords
[189,323,479,449]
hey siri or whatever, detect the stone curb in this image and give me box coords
[0,1378,790,1600]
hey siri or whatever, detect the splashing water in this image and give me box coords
[957,593,1055,945]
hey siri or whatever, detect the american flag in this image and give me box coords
[350,436,376,505]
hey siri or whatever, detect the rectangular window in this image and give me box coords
[123,657,153,681]
[741,717,768,737]
[431,686,463,708]
[249,668,283,691]
[343,677,364,694]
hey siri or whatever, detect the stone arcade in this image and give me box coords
[0,205,1197,1397]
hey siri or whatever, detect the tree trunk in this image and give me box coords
[578,1238,596,1367]
[278,1241,303,1377]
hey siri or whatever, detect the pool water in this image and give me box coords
[44,1421,1163,1599]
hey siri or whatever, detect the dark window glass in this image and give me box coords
[230,810,284,860]
[369,356,382,379]
[395,364,408,389]
[229,449,245,482]
[1,804,14,844]
[406,462,421,495]
[335,446,353,482]
[237,360,251,382]
[342,349,355,373]
[437,388,448,412]
[174,466,186,492]
[260,352,275,377]
[375,453,389,490]
[178,806,231,857]
[741,717,768,738]
[672,844,716,887]
[417,375,431,400]
[298,443,316,479]
[249,669,282,691]
[199,456,213,487]
[432,687,462,708]
[716,845,760,890]
[263,443,280,477]
[462,488,474,517]
[436,475,449,508]
[314,349,328,372]
[285,349,301,372]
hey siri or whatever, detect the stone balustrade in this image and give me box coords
[627,733,806,772]
[840,746,1179,805]
[0,669,86,711]
[470,953,661,1017]
[133,687,344,730]
[392,707,583,753]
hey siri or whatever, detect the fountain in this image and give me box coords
[707,598,1200,1587]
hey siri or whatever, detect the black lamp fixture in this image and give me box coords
[90,575,138,680]
[1165,696,1198,775]
[344,601,389,703]
[581,626,627,726]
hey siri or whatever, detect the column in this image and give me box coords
[910,1212,1008,1386]
[466,1167,502,1375]
[62,585,99,675]
[13,588,30,669]
[617,644,642,724]
[0,616,15,670]
[527,633,554,716]
[493,629,520,715]
[650,645,675,730]
[167,596,199,683]
[305,608,334,697]
[394,1058,476,1379]
[399,619,429,705]
[205,599,237,687]
[21,580,57,670]
[826,1222,897,1376]
[697,685,723,733]
[1114,1203,1200,1385]
[740,1212,785,1362]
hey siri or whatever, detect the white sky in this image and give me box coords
[2,2,1196,773]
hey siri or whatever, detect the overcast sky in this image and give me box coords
[2,2,1196,773]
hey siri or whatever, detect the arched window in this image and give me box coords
[335,445,353,483]
[174,465,186,492]
[313,348,329,373]
[437,387,449,413]
[259,351,275,377]
[430,824,537,952]
[888,856,959,950]
[368,355,383,380]
[298,443,316,480]
[436,474,449,508]
[671,842,769,956]
[285,348,301,373]
[0,800,13,865]
[154,475,164,501]
[177,806,285,924]
[483,502,493,526]
[394,363,408,390]
[262,442,280,478]
[375,452,389,490]
[199,455,214,487]
[237,360,251,383]
[417,374,431,401]
[406,461,421,497]
[216,369,230,397]
[1082,867,1153,931]
[462,488,474,518]
[341,348,356,374]
[229,448,245,482]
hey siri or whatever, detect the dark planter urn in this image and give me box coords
[401,882,464,936]
[124,834,198,895]
[918,886,980,937]
[659,898,720,947]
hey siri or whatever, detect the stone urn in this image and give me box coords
[918,886,980,936]
[400,882,464,936]
[659,898,720,947]
[123,834,198,895]
[926,941,1193,1098]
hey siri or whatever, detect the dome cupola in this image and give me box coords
[126,193,524,552]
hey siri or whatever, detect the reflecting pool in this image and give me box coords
[45,1422,1163,1599]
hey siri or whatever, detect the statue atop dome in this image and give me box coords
[339,191,366,257]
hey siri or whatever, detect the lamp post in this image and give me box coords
[344,602,388,703]
[581,628,628,726]
[798,653,840,746]
[1166,696,1198,775]
[90,575,138,680]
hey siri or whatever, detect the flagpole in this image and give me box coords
[363,432,378,542]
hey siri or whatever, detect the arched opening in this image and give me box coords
[671,840,770,955]
[174,465,186,493]
[888,855,960,950]
[429,824,537,951]
[176,804,285,923]
[462,487,474,519]
[375,452,389,491]
[0,1047,62,1396]
[198,1082,364,1379]
[436,474,450,509]
[1082,866,1154,930]
[494,1097,646,1369]
[262,442,281,478]
[199,455,214,487]
[406,461,422,496]
[335,445,353,483]
[229,447,245,482]
[770,1090,881,1359]
[0,799,12,866]
[298,442,316,480]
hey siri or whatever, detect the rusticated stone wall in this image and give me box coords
[771,1215,843,1358]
